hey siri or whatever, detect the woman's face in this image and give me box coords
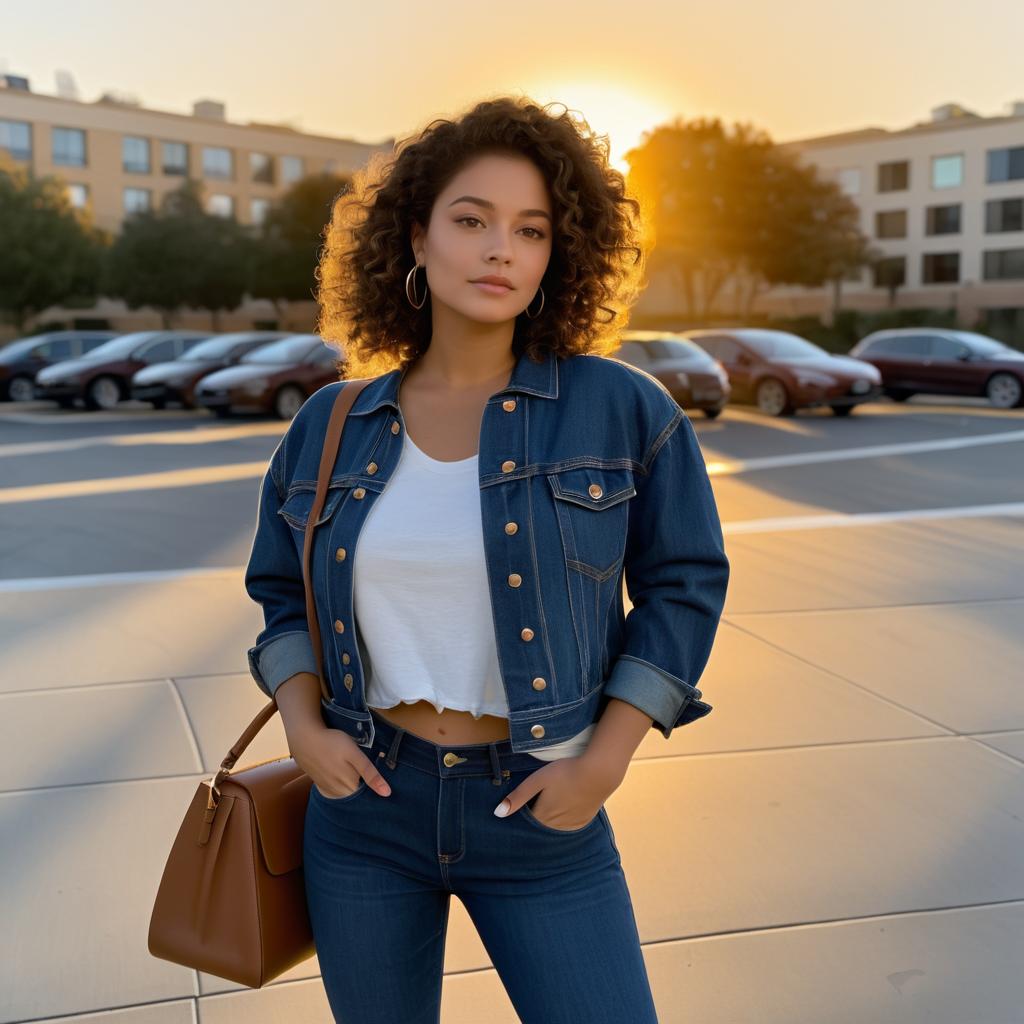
[411,152,554,324]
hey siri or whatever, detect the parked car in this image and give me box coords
[848,328,1024,409]
[0,330,118,402]
[34,330,213,410]
[613,331,730,417]
[680,328,882,416]
[194,334,342,419]
[129,331,291,409]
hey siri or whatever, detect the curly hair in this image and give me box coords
[315,95,646,378]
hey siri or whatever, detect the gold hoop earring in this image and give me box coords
[525,285,545,319]
[405,264,427,310]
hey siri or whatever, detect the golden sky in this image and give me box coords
[6,0,1024,171]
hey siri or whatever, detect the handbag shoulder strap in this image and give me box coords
[302,378,375,701]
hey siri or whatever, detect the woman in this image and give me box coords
[244,95,730,1023]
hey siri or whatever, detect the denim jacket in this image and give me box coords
[243,345,730,754]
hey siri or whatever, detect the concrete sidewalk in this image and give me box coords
[2,513,1023,1022]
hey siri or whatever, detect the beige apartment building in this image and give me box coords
[638,101,1024,343]
[0,73,394,336]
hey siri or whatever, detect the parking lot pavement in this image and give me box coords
[1,398,1022,1023]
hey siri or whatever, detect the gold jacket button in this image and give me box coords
[532,677,546,691]
[391,421,400,434]
[507,573,522,588]
[334,619,345,633]
[335,547,347,561]
[530,724,545,738]
[353,487,366,499]
[504,521,518,535]
[366,462,378,474]
[343,673,354,690]
[342,652,351,665]
[588,483,603,499]
[501,459,516,473]
[502,399,517,412]
[521,627,534,641]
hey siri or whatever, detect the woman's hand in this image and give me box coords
[289,723,392,800]
[494,754,625,830]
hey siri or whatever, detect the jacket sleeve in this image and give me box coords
[243,445,320,699]
[602,405,730,737]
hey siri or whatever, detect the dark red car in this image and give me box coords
[193,334,343,419]
[681,328,882,416]
[848,328,1024,409]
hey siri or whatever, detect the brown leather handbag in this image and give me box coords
[148,377,373,988]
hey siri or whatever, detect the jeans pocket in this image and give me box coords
[519,795,605,836]
[313,777,369,804]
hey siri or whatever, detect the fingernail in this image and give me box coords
[493,800,510,817]
[379,783,391,796]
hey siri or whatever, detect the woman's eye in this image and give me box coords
[455,216,545,239]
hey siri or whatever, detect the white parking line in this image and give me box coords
[723,501,1024,534]
[706,429,1024,476]
[0,565,241,593]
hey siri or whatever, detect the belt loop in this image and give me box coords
[386,727,404,769]
[488,742,503,785]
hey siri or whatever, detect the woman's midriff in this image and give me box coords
[369,700,511,745]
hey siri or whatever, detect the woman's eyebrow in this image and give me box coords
[448,195,552,223]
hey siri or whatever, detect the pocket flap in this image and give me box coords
[548,467,636,510]
[278,486,344,530]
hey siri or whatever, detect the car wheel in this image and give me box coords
[756,377,793,416]
[830,404,854,417]
[885,388,913,402]
[273,384,307,420]
[7,375,36,403]
[150,397,167,410]
[985,372,1023,409]
[84,376,122,411]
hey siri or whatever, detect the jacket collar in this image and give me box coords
[347,344,560,416]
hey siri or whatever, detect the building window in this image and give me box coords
[161,141,189,176]
[980,307,1024,345]
[207,193,235,218]
[985,198,1024,233]
[250,152,274,184]
[52,127,86,167]
[123,187,152,214]
[922,252,960,284]
[872,256,906,288]
[280,155,304,184]
[250,197,271,225]
[987,146,1024,183]
[202,146,234,180]
[925,204,961,235]
[931,153,963,189]
[982,248,1024,280]
[66,183,89,209]
[877,160,910,192]
[875,210,907,239]
[123,136,151,174]
[836,168,861,196]
[0,119,32,160]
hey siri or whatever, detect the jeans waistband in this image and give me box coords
[368,706,546,780]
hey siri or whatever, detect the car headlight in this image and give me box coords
[795,373,835,387]
[674,371,690,388]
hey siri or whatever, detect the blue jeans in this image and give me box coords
[303,706,660,1023]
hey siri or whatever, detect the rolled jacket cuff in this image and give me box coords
[247,630,320,699]
[602,655,703,739]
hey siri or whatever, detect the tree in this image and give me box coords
[624,117,874,320]
[0,165,106,330]
[104,179,252,328]
[249,171,351,327]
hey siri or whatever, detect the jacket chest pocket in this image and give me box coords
[277,484,348,533]
[547,466,636,580]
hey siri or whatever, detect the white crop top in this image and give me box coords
[352,428,594,761]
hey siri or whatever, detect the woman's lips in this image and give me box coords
[471,281,513,294]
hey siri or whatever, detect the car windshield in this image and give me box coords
[80,332,163,360]
[738,331,824,360]
[658,338,710,362]
[0,334,52,359]
[951,331,1015,356]
[179,334,263,361]
[240,335,318,363]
